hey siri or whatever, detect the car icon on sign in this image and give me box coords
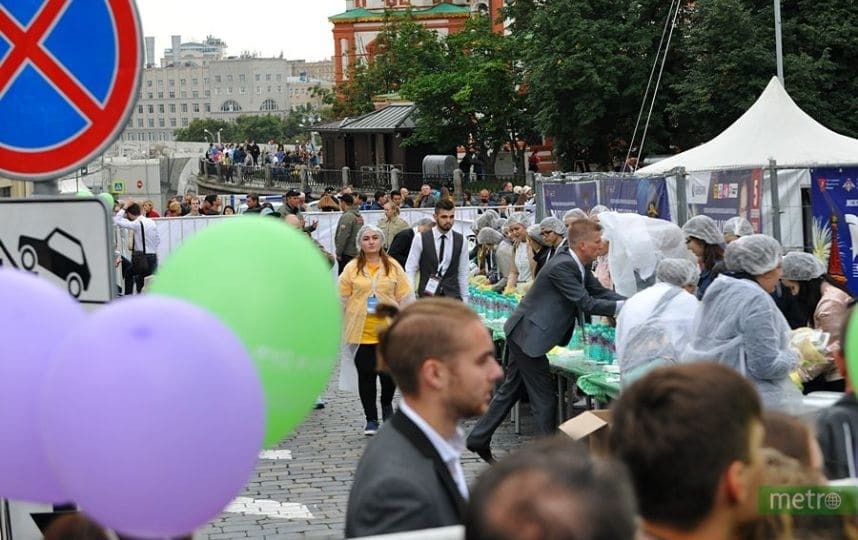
[18,228,91,297]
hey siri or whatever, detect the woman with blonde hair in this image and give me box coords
[503,212,534,294]
[164,199,182,217]
[377,202,409,250]
[338,225,415,435]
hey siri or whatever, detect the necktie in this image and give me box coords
[438,234,447,272]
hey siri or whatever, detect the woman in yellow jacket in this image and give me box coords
[339,224,414,435]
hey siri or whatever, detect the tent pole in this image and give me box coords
[774,0,785,86]
[769,159,782,242]
[676,168,688,226]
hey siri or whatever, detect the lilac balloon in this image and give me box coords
[39,295,265,539]
[0,268,85,503]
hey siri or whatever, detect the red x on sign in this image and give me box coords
[0,0,141,181]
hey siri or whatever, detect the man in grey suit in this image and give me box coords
[467,219,625,462]
[345,298,503,538]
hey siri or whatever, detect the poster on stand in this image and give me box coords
[543,181,599,219]
[810,167,858,295]
[686,169,763,232]
[600,176,671,219]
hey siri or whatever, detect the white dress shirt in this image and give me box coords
[569,248,623,314]
[405,226,470,302]
[114,210,160,254]
[399,400,469,500]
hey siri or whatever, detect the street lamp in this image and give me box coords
[216,128,223,145]
[203,129,213,143]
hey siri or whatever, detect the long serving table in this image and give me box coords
[481,316,622,425]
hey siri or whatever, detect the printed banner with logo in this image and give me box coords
[810,167,858,295]
[686,169,763,233]
[600,176,671,219]
[543,181,599,219]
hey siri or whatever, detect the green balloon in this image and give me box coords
[75,188,93,197]
[97,192,115,208]
[151,217,341,447]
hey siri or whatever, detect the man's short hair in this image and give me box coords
[376,298,479,396]
[204,194,218,204]
[247,192,259,202]
[374,190,386,201]
[465,437,636,540]
[340,193,354,205]
[435,199,455,213]
[126,203,141,217]
[567,218,601,246]
[390,189,401,198]
[609,363,762,530]
[284,189,301,198]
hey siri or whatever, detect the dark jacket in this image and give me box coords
[817,393,858,480]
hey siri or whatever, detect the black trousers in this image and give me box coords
[124,254,158,294]
[354,343,395,422]
[338,255,354,275]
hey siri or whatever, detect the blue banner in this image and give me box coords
[543,181,598,219]
[600,176,671,220]
[686,169,763,233]
[810,167,858,294]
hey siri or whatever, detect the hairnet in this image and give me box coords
[477,227,504,245]
[355,224,386,252]
[724,234,782,276]
[722,216,754,238]
[589,205,609,218]
[563,208,588,222]
[528,225,550,247]
[682,215,725,245]
[472,210,499,233]
[781,251,826,281]
[506,212,531,228]
[415,217,435,229]
[539,216,565,235]
[656,258,700,288]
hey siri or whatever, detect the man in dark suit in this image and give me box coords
[467,219,625,462]
[345,299,503,538]
[386,217,434,268]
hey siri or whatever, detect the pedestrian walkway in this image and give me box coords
[196,364,536,539]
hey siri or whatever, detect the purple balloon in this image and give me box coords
[39,295,265,538]
[0,268,85,503]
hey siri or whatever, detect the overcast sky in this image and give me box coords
[135,0,345,62]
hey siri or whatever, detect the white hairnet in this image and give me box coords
[563,208,588,222]
[506,212,531,228]
[355,224,385,252]
[722,216,754,238]
[656,258,700,288]
[724,234,782,276]
[477,227,504,245]
[528,225,549,247]
[539,216,565,235]
[589,205,609,218]
[781,251,826,281]
[682,215,725,245]
[599,213,693,297]
[472,210,500,233]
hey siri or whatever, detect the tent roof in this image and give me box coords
[637,77,858,174]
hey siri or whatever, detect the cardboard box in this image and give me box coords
[559,409,612,455]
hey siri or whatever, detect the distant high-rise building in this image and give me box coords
[145,36,156,68]
[161,35,228,67]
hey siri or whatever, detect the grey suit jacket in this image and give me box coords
[345,411,466,538]
[504,249,624,358]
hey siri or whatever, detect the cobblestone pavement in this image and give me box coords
[195,365,537,539]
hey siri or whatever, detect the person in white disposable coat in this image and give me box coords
[684,235,802,412]
[615,258,700,386]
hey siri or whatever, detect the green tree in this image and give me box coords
[402,16,534,176]
[173,118,234,143]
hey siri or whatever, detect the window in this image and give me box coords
[169,103,176,113]
[204,103,211,112]
[137,118,143,127]
[169,118,177,127]
[255,74,260,81]
[226,87,232,94]
[168,90,175,98]
[239,87,246,94]
[265,73,271,81]
[220,100,241,112]
[239,74,246,82]
[169,79,175,86]
[192,78,198,85]
[147,104,154,113]
[148,118,154,127]
[205,90,210,97]
[181,91,187,98]
[182,118,189,126]
[214,88,220,95]
[260,99,278,111]
[203,77,209,85]
[146,92,153,99]
[227,74,233,82]
[256,86,261,94]
[180,78,186,86]
[214,75,222,83]
[137,104,143,113]
[267,85,271,92]
[277,85,281,93]
[158,118,165,127]
[181,103,188,112]
[146,80,152,87]
[193,103,200,112]
[192,90,199,98]
[158,104,164,113]
[157,79,163,87]
[157,91,163,99]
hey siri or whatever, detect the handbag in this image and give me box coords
[131,221,150,275]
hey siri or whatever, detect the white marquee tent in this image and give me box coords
[638,76,858,174]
